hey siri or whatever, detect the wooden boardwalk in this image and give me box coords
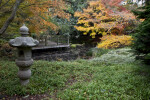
[32,45,70,50]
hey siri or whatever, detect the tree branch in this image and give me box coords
[0,0,2,5]
[0,0,23,35]
[0,10,12,18]
[0,0,11,10]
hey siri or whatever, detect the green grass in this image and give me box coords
[0,60,94,96]
[57,62,150,100]
[0,48,150,99]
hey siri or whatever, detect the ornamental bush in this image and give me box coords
[91,48,135,64]
[97,35,133,49]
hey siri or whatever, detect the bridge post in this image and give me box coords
[57,36,59,45]
[67,35,70,45]
[44,35,48,46]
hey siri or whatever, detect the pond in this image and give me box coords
[32,45,94,61]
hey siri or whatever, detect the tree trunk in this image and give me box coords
[0,0,2,5]
[0,0,23,35]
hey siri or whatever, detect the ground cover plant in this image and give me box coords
[0,48,150,99]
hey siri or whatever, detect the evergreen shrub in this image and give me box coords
[132,5,150,64]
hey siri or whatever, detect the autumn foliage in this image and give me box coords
[74,1,111,38]
[97,35,133,49]
[74,0,136,38]
[102,0,126,11]
[0,0,71,35]
[23,0,70,34]
[74,0,137,48]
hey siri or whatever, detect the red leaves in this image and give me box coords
[102,0,127,12]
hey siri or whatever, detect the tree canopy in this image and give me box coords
[0,0,70,35]
[74,0,136,38]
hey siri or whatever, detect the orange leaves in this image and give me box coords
[50,0,70,20]
[23,0,70,35]
[89,1,99,6]
[102,0,125,11]
[74,12,82,17]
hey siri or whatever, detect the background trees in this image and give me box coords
[26,0,70,35]
[0,0,146,51]
[51,0,88,42]
[0,0,23,35]
[74,0,136,45]
[0,0,71,36]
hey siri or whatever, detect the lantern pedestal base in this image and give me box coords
[17,67,31,86]
[20,79,29,86]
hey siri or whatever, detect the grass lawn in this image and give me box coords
[0,48,150,99]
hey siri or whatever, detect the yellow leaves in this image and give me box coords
[77,20,86,24]
[83,8,93,13]
[90,31,96,36]
[92,35,95,38]
[83,32,87,35]
[84,22,90,27]
[74,26,87,32]
[97,35,133,49]
[74,26,95,32]
[96,4,105,11]
[140,19,145,22]
[102,32,107,36]
[74,0,116,38]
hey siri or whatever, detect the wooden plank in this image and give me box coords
[32,45,70,50]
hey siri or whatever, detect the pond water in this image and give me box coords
[32,45,93,61]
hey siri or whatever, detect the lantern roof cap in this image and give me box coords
[20,24,29,35]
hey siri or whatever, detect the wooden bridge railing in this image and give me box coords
[36,35,70,47]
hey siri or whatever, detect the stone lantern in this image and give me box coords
[9,24,39,85]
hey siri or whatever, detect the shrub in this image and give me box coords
[0,39,7,46]
[0,43,17,59]
[90,48,135,64]
[132,5,150,64]
[97,35,133,49]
